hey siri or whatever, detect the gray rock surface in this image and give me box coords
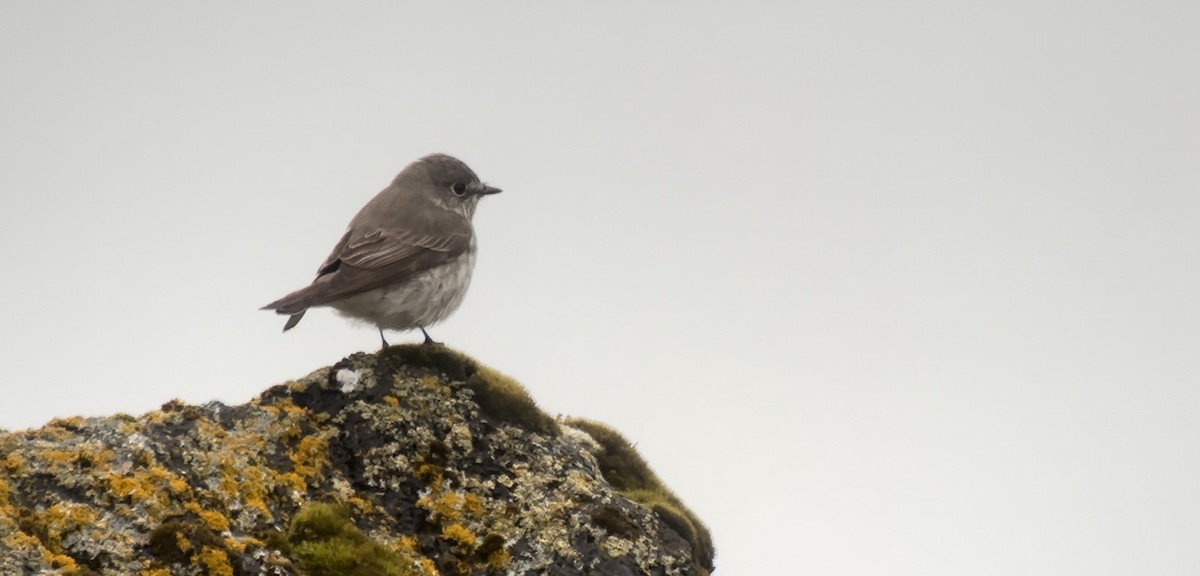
[0,345,713,575]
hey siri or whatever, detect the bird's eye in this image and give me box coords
[451,183,468,196]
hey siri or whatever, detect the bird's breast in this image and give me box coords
[331,239,477,330]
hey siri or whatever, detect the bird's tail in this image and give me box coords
[261,288,315,332]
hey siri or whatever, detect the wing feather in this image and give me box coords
[291,226,470,308]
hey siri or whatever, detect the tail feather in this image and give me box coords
[282,310,306,332]
[262,286,321,332]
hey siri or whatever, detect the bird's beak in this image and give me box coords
[477,185,503,196]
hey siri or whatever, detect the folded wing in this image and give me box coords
[262,225,471,330]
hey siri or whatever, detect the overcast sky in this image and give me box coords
[2,2,1198,574]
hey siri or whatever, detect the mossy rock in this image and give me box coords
[383,345,558,436]
[566,418,715,574]
[271,502,417,576]
[148,516,246,576]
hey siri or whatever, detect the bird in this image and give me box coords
[261,153,501,348]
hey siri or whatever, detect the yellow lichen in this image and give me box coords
[211,454,273,522]
[39,449,79,467]
[184,503,231,533]
[417,557,438,576]
[487,547,512,570]
[244,496,273,521]
[46,416,86,432]
[106,474,152,502]
[268,398,311,442]
[278,472,306,494]
[462,493,485,518]
[418,374,443,389]
[566,418,715,574]
[167,477,190,495]
[2,530,42,552]
[117,420,140,435]
[441,523,477,551]
[345,496,374,515]
[48,552,78,570]
[175,531,193,554]
[223,536,247,553]
[194,546,235,576]
[291,433,330,482]
[2,451,26,473]
[419,489,490,527]
[39,502,98,552]
[414,464,443,485]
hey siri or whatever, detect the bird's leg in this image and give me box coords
[419,327,440,346]
[378,327,389,350]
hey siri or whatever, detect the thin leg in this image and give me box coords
[378,327,389,349]
[419,327,439,346]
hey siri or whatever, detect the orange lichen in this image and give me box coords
[2,451,27,473]
[175,531,193,554]
[167,476,190,495]
[487,547,512,570]
[1,530,43,553]
[223,536,248,553]
[417,557,438,576]
[184,502,231,533]
[39,449,80,467]
[291,434,330,482]
[441,523,477,551]
[194,546,234,576]
[417,488,489,527]
[267,397,312,442]
[462,493,485,518]
[39,502,99,552]
[145,465,183,486]
[105,474,153,502]
[48,552,78,571]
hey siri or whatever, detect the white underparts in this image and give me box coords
[329,239,477,331]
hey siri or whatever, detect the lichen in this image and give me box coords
[0,347,711,575]
[566,418,716,574]
[381,344,559,436]
[144,518,240,576]
[195,546,235,576]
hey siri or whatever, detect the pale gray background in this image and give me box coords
[2,2,1198,574]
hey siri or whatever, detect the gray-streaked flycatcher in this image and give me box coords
[261,153,500,347]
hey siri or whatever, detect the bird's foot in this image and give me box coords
[420,327,441,346]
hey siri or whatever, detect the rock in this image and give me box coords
[0,345,713,575]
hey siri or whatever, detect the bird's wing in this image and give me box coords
[265,226,471,314]
[334,227,467,271]
[313,226,471,299]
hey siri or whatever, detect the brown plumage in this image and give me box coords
[262,154,500,343]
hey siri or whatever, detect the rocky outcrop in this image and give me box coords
[0,345,713,575]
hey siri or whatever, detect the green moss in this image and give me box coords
[566,418,715,574]
[272,502,416,576]
[383,345,558,436]
[463,365,557,436]
[379,344,473,382]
